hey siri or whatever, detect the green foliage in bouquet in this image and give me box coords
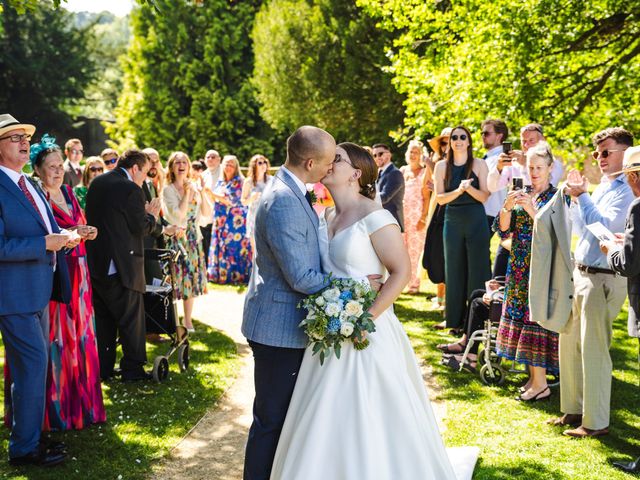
[298,277,378,365]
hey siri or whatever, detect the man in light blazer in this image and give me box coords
[241,126,336,479]
[373,143,405,231]
[0,114,74,467]
[551,128,634,438]
[602,146,640,473]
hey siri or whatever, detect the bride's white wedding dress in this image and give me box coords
[270,209,478,480]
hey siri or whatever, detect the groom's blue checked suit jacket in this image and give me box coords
[0,170,70,316]
[242,169,328,349]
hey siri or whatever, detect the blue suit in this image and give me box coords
[241,169,328,479]
[0,170,70,458]
[376,163,405,231]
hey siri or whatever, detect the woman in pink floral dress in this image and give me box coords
[400,140,430,294]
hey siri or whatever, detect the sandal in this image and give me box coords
[516,386,551,402]
[436,342,466,354]
[442,355,477,374]
[433,321,447,330]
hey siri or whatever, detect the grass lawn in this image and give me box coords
[398,281,640,480]
[0,319,239,479]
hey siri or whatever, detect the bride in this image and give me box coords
[270,142,478,480]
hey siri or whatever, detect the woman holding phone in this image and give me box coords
[433,125,491,330]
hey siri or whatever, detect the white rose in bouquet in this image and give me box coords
[345,300,364,317]
[315,296,326,307]
[324,302,341,317]
[322,287,341,302]
[340,321,355,337]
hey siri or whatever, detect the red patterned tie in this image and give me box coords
[17,176,46,225]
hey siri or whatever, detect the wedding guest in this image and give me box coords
[423,127,452,312]
[373,143,405,230]
[62,138,83,188]
[206,155,252,284]
[162,152,210,332]
[200,149,222,262]
[141,148,166,196]
[241,154,273,255]
[602,146,640,473]
[0,114,72,467]
[86,149,161,382]
[100,148,119,171]
[400,140,429,294]
[28,134,106,429]
[73,156,104,210]
[550,127,633,437]
[434,125,491,329]
[494,143,559,400]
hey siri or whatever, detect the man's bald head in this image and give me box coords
[286,126,336,167]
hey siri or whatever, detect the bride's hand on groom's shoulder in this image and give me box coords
[366,274,384,293]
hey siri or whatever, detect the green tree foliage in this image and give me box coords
[252,0,405,146]
[106,0,279,162]
[357,0,640,149]
[0,0,97,131]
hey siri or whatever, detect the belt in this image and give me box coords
[576,264,616,276]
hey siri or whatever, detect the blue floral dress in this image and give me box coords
[207,176,252,284]
[493,186,560,372]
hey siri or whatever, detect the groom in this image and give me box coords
[242,126,337,479]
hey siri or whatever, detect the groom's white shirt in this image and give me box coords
[280,165,307,196]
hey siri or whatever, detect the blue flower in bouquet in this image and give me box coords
[327,317,341,334]
[339,290,353,301]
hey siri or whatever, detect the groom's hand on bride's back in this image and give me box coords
[366,274,384,292]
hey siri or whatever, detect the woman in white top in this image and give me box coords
[161,151,212,332]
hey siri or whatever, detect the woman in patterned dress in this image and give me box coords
[162,151,211,332]
[11,135,106,431]
[206,155,252,284]
[73,156,105,210]
[241,154,272,255]
[400,140,429,294]
[494,142,559,401]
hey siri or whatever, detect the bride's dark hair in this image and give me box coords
[338,142,377,200]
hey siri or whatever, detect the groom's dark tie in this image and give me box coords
[305,190,313,206]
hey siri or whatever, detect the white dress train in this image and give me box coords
[270,209,478,480]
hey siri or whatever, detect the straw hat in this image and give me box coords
[615,146,640,175]
[0,114,35,138]
[428,127,452,152]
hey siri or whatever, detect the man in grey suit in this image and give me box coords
[241,126,337,479]
[602,146,640,473]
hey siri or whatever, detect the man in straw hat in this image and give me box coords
[601,145,640,473]
[548,127,634,438]
[0,113,75,466]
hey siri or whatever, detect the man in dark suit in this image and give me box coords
[602,145,640,474]
[373,143,405,231]
[0,114,74,467]
[85,149,161,382]
[62,138,84,187]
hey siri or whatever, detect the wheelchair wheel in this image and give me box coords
[478,345,501,367]
[178,343,190,372]
[479,363,505,386]
[152,356,170,383]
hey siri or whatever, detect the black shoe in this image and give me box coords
[121,371,152,382]
[9,448,66,467]
[613,457,640,473]
[40,439,67,455]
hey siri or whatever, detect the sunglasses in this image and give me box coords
[592,149,626,160]
[520,125,543,134]
[103,158,118,165]
[70,148,84,155]
[440,140,448,146]
[256,160,268,165]
[480,131,494,137]
[373,152,387,158]
[89,166,104,173]
[0,133,31,143]
[451,134,468,141]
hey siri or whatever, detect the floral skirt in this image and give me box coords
[496,315,559,373]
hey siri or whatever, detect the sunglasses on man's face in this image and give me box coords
[592,149,626,160]
[451,134,468,141]
[104,158,118,165]
[481,131,494,137]
[373,152,387,158]
[89,167,104,173]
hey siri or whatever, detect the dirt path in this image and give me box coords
[151,289,446,479]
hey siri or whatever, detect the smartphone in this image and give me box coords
[502,141,512,154]
[512,177,523,190]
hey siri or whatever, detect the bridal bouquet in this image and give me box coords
[298,277,377,365]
